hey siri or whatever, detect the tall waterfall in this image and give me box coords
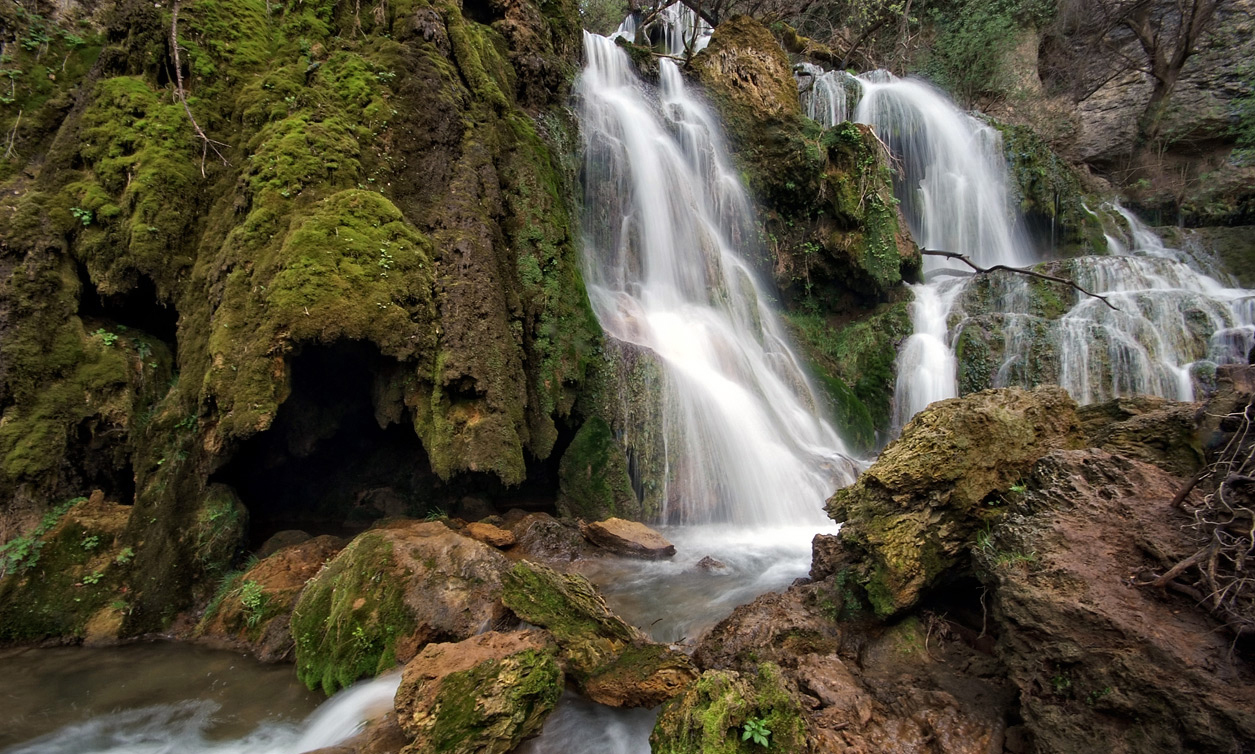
[799,67,1255,421]
[579,35,858,525]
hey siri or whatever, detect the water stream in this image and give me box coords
[799,67,1255,422]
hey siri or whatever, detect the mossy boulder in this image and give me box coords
[651,664,807,754]
[556,416,639,521]
[687,16,918,309]
[0,491,135,643]
[786,300,913,451]
[501,560,696,706]
[291,521,514,694]
[394,630,563,754]
[196,534,345,662]
[826,386,1084,617]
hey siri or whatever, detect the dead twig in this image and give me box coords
[170,0,229,177]
[921,249,1120,311]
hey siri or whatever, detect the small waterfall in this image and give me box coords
[581,33,858,525]
[799,68,1255,418]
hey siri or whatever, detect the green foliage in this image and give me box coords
[81,570,103,585]
[579,0,628,35]
[239,579,267,628]
[742,717,772,747]
[0,497,81,578]
[1231,62,1255,165]
[921,0,1054,105]
[114,546,135,565]
[70,207,93,226]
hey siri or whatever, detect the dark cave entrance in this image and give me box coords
[77,267,179,348]
[210,341,566,549]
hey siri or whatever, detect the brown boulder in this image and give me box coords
[464,521,516,549]
[583,518,675,559]
[394,630,562,754]
[509,512,595,561]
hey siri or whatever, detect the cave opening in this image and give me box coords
[210,341,567,549]
[77,266,179,348]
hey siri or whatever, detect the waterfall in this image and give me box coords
[580,32,858,525]
[799,68,1255,419]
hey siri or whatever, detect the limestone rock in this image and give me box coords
[464,522,516,549]
[980,448,1255,752]
[827,386,1083,616]
[651,666,807,754]
[394,630,562,754]
[583,518,675,559]
[1077,396,1203,476]
[689,15,801,123]
[197,534,345,662]
[509,512,595,561]
[256,529,313,559]
[501,560,696,707]
[556,416,639,521]
[292,521,515,694]
[695,555,727,571]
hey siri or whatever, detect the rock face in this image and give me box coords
[827,386,1083,615]
[196,534,345,662]
[292,521,514,694]
[509,512,596,561]
[980,448,1255,752]
[1076,396,1204,477]
[394,630,562,754]
[500,560,696,707]
[556,417,639,521]
[582,518,675,559]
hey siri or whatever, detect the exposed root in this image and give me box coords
[170,1,229,177]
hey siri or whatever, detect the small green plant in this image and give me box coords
[93,328,118,346]
[239,579,267,628]
[1086,686,1112,706]
[80,534,100,550]
[70,206,93,226]
[742,717,771,748]
[1051,673,1072,695]
[81,570,103,585]
[0,497,82,577]
[114,546,134,565]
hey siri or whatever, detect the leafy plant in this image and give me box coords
[239,579,267,628]
[742,717,772,748]
[81,570,103,585]
[114,546,134,565]
[70,206,93,226]
[0,498,82,577]
[80,534,100,550]
[93,328,118,346]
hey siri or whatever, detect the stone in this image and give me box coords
[256,529,313,559]
[509,512,595,561]
[394,630,562,754]
[464,522,516,549]
[1077,396,1204,476]
[809,533,845,582]
[556,416,639,521]
[981,448,1255,752]
[292,521,516,694]
[583,518,675,559]
[695,555,727,571]
[197,534,345,662]
[827,386,1084,616]
[501,560,696,707]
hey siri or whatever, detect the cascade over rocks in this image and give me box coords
[827,386,1084,616]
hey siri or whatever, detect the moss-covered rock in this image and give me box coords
[786,300,913,451]
[687,16,918,310]
[651,664,807,754]
[500,560,696,706]
[291,521,513,694]
[394,630,563,754]
[826,386,1084,617]
[556,416,638,520]
[0,491,134,642]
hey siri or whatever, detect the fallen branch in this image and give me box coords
[3,108,19,160]
[170,0,229,177]
[921,249,1120,311]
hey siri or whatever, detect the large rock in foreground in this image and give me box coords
[827,386,1084,616]
[981,448,1255,752]
[501,561,695,707]
[583,518,675,559]
[292,521,514,694]
[394,630,563,754]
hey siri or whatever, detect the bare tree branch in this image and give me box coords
[170,0,229,177]
[921,249,1120,311]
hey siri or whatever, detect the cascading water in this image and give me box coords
[581,33,859,525]
[799,67,1255,420]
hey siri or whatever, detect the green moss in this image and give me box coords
[422,648,563,754]
[291,532,417,694]
[556,416,638,520]
[651,664,807,754]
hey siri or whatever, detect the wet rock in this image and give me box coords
[509,512,595,561]
[394,630,562,754]
[583,518,675,559]
[452,496,495,521]
[809,533,845,581]
[556,416,639,521]
[501,561,696,707]
[197,535,345,662]
[827,386,1083,616]
[695,555,727,571]
[980,448,1255,752]
[292,521,515,694]
[305,713,409,754]
[651,665,807,754]
[464,522,515,549]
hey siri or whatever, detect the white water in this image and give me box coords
[799,68,1255,420]
[581,31,859,525]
